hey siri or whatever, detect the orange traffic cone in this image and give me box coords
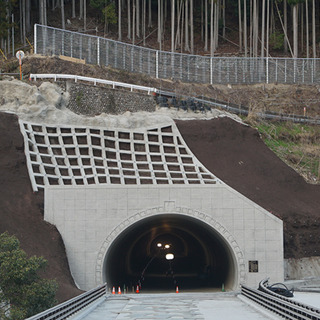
[112,287,115,294]
[118,287,122,294]
[176,286,179,293]
[136,285,140,293]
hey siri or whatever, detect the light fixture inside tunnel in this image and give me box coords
[165,253,174,260]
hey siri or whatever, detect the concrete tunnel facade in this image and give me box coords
[19,119,284,292]
[44,184,284,292]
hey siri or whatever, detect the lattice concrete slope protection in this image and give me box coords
[19,120,221,191]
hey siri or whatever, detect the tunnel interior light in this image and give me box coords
[164,244,170,249]
[165,253,174,260]
[157,243,162,248]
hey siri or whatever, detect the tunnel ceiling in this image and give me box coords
[104,214,236,292]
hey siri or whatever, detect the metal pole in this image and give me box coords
[156,50,159,79]
[97,37,100,65]
[34,24,37,54]
[210,57,213,84]
[266,57,269,84]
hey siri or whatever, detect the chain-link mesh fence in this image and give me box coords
[35,24,320,85]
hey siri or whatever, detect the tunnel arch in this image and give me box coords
[95,205,246,291]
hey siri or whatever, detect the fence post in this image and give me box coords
[97,37,100,65]
[156,50,159,79]
[34,24,37,54]
[285,59,287,83]
[71,34,73,57]
[210,57,213,85]
[266,57,269,84]
[312,59,314,83]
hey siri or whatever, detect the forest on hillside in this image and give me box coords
[1,0,320,59]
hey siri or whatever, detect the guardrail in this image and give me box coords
[241,279,320,319]
[25,283,107,320]
[29,73,157,95]
[29,73,320,125]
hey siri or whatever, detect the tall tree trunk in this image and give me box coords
[293,4,298,58]
[244,0,247,56]
[261,0,265,57]
[249,0,252,57]
[204,0,208,51]
[133,0,136,44]
[184,0,189,51]
[238,0,242,52]
[118,0,122,40]
[143,0,146,45]
[305,0,309,58]
[210,0,213,56]
[128,0,131,39]
[40,0,44,25]
[171,0,175,52]
[266,0,270,58]
[252,0,258,57]
[312,0,316,58]
[175,0,182,49]
[190,0,194,54]
[72,0,76,18]
[136,0,140,38]
[80,0,83,20]
[23,0,26,46]
[300,3,304,54]
[201,0,203,41]
[44,0,47,25]
[222,0,225,38]
[19,0,23,43]
[26,0,31,33]
[61,0,65,29]
[84,0,87,31]
[161,0,164,48]
[148,0,152,27]
[283,0,288,54]
[158,0,161,43]
[214,0,219,50]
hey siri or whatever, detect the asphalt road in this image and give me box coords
[74,292,281,320]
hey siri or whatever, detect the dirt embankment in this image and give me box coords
[0,112,82,302]
[176,118,320,259]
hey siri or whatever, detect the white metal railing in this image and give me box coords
[34,24,320,85]
[25,284,107,320]
[241,279,320,319]
[29,73,158,95]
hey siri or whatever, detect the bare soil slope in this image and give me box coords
[176,118,320,259]
[0,112,82,302]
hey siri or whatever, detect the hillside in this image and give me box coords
[0,55,320,302]
[0,112,82,302]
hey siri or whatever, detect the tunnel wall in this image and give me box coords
[44,184,283,291]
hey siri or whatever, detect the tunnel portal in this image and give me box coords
[104,214,237,292]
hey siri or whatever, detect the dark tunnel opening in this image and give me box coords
[103,214,237,292]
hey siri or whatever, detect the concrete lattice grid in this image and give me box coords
[19,120,221,191]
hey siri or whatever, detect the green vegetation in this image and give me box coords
[76,91,84,107]
[0,232,57,320]
[254,120,320,183]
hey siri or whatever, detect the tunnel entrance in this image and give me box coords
[103,214,238,292]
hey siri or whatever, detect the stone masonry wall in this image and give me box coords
[62,81,157,116]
